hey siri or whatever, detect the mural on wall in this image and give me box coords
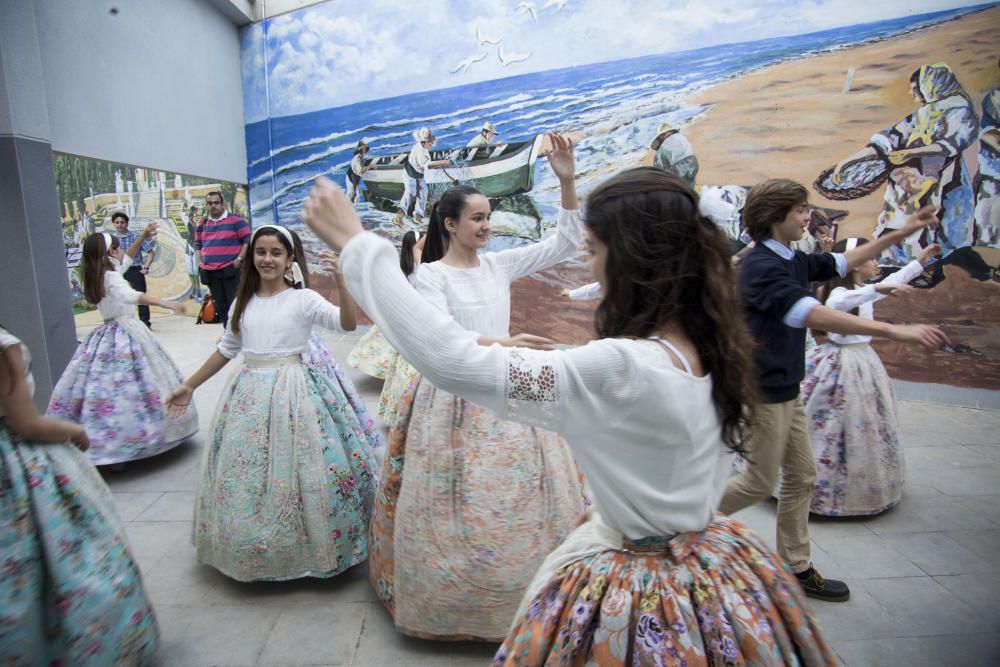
[53,152,249,323]
[241,0,1000,389]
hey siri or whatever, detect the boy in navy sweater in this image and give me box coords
[720,179,949,602]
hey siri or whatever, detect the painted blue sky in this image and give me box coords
[241,0,985,122]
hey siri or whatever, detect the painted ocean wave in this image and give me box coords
[245,4,989,235]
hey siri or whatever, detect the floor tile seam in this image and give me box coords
[346,604,369,667]
[253,606,288,665]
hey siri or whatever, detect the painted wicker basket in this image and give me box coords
[814,156,891,201]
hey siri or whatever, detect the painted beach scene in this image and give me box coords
[241,0,1000,389]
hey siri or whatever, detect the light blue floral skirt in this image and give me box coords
[193,355,378,581]
[304,333,382,450]
[0,420,159,666]
[47,317,198,465]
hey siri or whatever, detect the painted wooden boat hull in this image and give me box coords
[361,135,543,209]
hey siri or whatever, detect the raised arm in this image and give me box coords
[842,207,938,271]
[303,178,633,433]
[105,270,185,314]
[317,251,357,331]
[124,222,157,259]
[494,134,583,280]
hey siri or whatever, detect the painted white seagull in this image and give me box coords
[451,50,489,74]
[516,2,539,23]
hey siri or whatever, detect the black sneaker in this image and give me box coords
[796,566,850,602]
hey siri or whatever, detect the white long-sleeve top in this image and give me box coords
[567,281,602,301]
[217,287,346,359]
[415,207,584,337]
[97,269,143,320]
[342,231,732,539]
[826,259,924,345]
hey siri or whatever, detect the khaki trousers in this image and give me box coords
[719,397,816,573]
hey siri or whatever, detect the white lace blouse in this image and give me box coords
[826,259,924,345]
[217,288,346,359]
[342,231,732,539]
[415,207,584,336]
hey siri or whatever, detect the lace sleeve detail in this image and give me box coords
[505,348,562,430]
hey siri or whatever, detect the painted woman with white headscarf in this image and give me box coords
[834,62,978,265]
[166,225,378,582]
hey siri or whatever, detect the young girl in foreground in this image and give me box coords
[48,230,198,465]
[303,168,835,665]
[347,230,425,383]
[0,325,158,665]
[803,239,940,516]
[166,225,378,582]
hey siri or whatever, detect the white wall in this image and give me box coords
[34,0,247,183]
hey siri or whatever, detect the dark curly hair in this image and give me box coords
[584,167,757,451]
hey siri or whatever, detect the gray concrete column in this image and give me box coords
[0,0,77,410]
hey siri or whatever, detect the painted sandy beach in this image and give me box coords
[517,5,1000,388]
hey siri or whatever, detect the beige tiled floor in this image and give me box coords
[90,314,1000,666]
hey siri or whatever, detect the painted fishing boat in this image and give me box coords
[361,135,544,209]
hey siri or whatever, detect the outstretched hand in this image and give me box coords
[917,243,941,266]
[302,177,365,252]
[163,300,186,315]
[68,425,90,452]
[888,324,950,349]
[504,333,557,350]
[543,133,575,182]
[317,250,342,285]
[165,384,193,419]
[900,206,939,236]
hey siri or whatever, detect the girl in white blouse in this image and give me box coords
[802,238,940,516]
[360,135,588,641]
[303,167,834,665]
[166,225,378,582]
[48,231,197,466]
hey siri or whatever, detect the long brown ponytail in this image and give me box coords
[82,233,118,304]
[584,167,757,452]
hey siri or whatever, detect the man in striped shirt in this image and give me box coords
[112,211,157,327]
[194,191,250,324]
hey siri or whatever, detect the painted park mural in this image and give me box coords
[241,0,1000,390]
[53,152,248,324]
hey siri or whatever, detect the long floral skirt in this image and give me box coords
[376,351,419,425]
[369,375,587,641]
[0,421,158,666]
[495,513,835,666]
[193,355,378,581]
[304,333,382,450]
[801,342,904,516]
[47,317,198,465]
[346,325,395,380]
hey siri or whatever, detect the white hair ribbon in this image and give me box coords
[101,232,113,250]
[413,231,422,243]
[845,237,861,251]
[254,224,295,248]
[290,261,304,286]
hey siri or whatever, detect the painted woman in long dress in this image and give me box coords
[835,62,978,265]
[302,169,834,666]
[365,135,587,641]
